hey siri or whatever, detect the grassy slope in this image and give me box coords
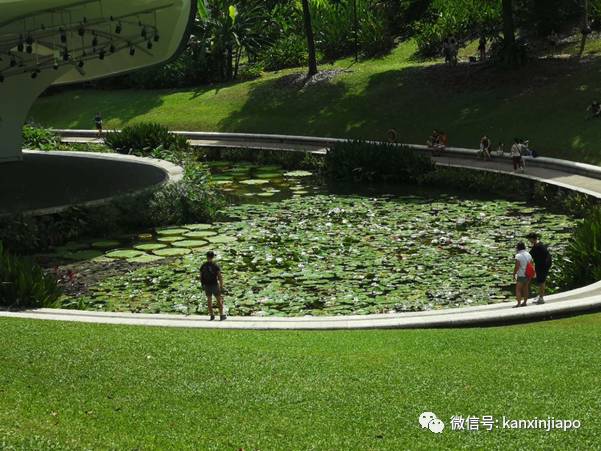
[30,39,601,164]
[1,314,600,450]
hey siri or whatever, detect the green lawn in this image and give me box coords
[30,39,601,164]
[1,314,600,449]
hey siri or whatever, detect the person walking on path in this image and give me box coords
[199,251,226,320]
[527,233,552,304]
[511,138,524,173]
[94,112,103,138]
[513,242,534,308]
[479,135,492,160]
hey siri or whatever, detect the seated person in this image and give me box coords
[436,131,448,151]
[427,130,440,148]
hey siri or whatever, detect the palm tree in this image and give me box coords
[301,0,318,76]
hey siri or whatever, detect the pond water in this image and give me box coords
[46,161,576,316]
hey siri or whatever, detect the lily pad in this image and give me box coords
[185,223,214,230]
[157,236,184,243]
[153,248,192,257]
[284,170,313,177]
[206,235,237,244]
[156,228,189,236]
[172,240,209,248]
[91,240,121,249]
[240,179,270,185]
[106,250,146,260]
[134,243,167,251]
[138,233,154,241]
[127,254,165,264]
[184,230,217,239]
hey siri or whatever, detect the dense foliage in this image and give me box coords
[0,242,61,309]
[104,122,189,156]
[559,206,601,289]
[22,124,61,150]
[325,140,435,182]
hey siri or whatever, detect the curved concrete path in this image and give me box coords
[2,132,601,329]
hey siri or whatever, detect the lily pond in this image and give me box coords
[43,161,576,316]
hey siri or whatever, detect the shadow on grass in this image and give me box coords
[219,58,601,164]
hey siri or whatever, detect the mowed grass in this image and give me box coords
[1,314,600,450]
[30,39,601,164]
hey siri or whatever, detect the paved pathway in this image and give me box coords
[3,134,601,329]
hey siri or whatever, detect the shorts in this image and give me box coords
[535,267,549,284]
[95,123,103,130]
[516,276,529,284]
[203,284,221,296]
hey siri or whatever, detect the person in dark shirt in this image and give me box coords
[199,251,226,320]
[527,233,552,304]
[94,112,103,137]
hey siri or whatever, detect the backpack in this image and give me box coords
[525,261,536,279]
[200,263,218,285]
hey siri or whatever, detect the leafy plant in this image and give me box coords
[0,241,62,309]
[325,140,435,182]
[262,34,308,71]
[558,207,601,289]
[104,123,189,156]
[22,124,61,150]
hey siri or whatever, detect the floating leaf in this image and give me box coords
[156,228,189,236]
[134,243,167,251]
[240,179,270,185]
[106,250,146,259]
[284,170,313,177]
[153,248,192,257]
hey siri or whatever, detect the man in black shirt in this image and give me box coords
[527,233,552,305]
[199,251,226,320]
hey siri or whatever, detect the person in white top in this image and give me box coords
[513,242,533,307]
[510,138,524,173]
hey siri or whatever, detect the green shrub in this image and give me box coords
[22,124,61,151]
[325,140,435,182]
[0,241,61,309]
[104,123,189,157]
[238,62,264,81]
[262,34,307,71]
[558,207,601,289]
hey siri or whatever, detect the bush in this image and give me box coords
[413,0,500,57]
[238,62,264,81]
[325,140,435,183]
[0,241,61,309]
[104,123,189,157]
[558,207,601,289]
[22,124,61,150]
[262,34,307,71]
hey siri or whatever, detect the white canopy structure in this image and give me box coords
[0,0,196,162]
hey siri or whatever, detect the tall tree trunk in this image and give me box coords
[301,0,318,77]
[578,0,590,60]
[226,45,233,81]
[502,0,516,66]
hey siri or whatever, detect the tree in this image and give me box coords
[301,0,318,76]
[578,0,591,60]
[502,0,517,65]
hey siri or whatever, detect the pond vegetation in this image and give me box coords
[40,161,577,317]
